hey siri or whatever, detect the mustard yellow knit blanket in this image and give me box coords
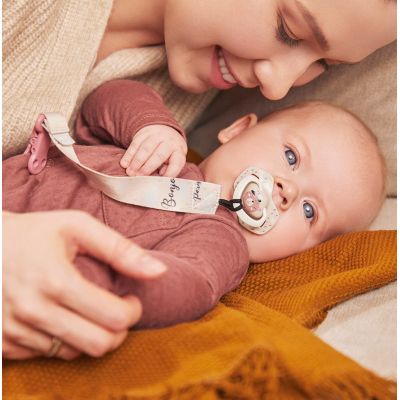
[3,230,397,400]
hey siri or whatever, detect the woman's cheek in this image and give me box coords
[293,64,325,87]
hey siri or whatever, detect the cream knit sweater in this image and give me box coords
[3,0,218,159]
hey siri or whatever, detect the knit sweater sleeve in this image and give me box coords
[74,79,185,149]
[112,215,249,330]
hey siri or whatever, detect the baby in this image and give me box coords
[2,80,387,330]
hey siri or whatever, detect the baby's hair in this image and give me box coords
[261,100,389,229]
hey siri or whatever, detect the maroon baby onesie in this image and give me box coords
[2,80,249,329]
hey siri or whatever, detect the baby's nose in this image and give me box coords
[275,178,298,210]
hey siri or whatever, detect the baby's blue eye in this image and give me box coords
[303,202,314,222]
[285,148,296,169]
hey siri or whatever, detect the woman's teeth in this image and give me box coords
[218,48,237,84]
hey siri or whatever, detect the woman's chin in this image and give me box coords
[176,79,211,94]
[168,68,211,93]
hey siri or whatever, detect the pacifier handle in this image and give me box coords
[219,198,243,212]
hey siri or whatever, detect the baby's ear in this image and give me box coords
[217,113,258,144]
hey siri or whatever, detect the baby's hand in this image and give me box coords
[120,125,187,178]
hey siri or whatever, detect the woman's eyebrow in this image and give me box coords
[294,0,330,52]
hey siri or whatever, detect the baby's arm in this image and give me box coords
[75,80,187,177]
[75,216,249,330]
[118,216,249,329]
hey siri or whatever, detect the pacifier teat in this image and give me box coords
[219,167,279,235]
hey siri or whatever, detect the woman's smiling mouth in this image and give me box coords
[210,46,238,90]
[217,47,237,84]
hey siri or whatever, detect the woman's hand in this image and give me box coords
[2,210,167,360]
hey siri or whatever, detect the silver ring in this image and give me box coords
[45,337,63,358]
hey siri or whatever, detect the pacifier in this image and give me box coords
[219,167,279,235]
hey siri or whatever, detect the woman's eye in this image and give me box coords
[285,148,297,169]
[276,16,299,48]
[303,202,314,223]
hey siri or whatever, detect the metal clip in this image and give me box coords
[23,115,51,175]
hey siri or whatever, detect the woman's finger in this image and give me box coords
[62,211,167,279]
[2,339,38,360]
[3,337,81,360]
[44,339,81,360]
[59,270,144,332]
[15,298,130,358]
[3,317,81,360]
[4,268,134,358]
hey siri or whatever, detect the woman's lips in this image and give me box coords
[217,47,237,84]
[210,46,238,90]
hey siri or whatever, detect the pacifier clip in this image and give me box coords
[24,113,278,233]
[25,113,224,215]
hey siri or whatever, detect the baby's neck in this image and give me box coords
[199,159,234,202]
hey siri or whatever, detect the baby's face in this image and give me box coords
[199,109,380,262]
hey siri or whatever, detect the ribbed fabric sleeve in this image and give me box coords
[75,80,186,149]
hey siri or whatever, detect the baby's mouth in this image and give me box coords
[217,47,237,85]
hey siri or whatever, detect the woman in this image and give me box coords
[3,0,396,360]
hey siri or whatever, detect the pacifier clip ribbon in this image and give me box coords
[24,113,279,234]
[25,113,221,215]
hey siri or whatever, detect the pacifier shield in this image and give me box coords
[233,167,279,235]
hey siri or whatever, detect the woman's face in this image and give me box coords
[164,0,396,100]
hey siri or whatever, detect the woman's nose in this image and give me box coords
[253,55,318,100]
[275,178,298,210]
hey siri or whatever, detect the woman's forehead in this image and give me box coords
[297,0,396,62]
